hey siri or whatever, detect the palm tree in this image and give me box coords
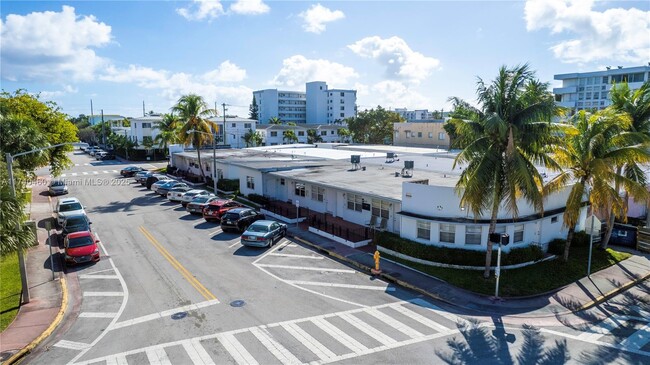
[268,117,283,125]
[242,128,263,147]
[154,113,181,152]
[602,81,650,247]
[452,64,560,278]
[337,127,351,143]
[545,110,650,260]
[307,129,323,144]
[283,129,298,144]
[172,94,217,182]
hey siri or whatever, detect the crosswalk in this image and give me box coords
[73,298,462,365]
[61,170,119,177]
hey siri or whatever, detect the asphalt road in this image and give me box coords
[25,151,650,364]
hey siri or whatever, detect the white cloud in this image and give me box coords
[524,0,650,63]
[271,55,358,87]
[177,0,225,21]
[230,0,270,15]
[299,4,345,34]
[365,81,430,110]
[40,85,79,99]
[0,6,112,82]
[348,36,441,83]
[203,61,247,83]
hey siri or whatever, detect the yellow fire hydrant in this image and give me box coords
[371,250,382,275]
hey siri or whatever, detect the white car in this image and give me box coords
[54,197,86,228]
[150,178,174,192]
[179,190,210,207]
[95,151,108,160]
[168,187,199,202]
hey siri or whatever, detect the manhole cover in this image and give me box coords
[171,311,188,320]
[230,300,246,307]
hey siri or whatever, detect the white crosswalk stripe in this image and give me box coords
[620,323,650,351]
[105,355,128,365]
[365,308,424,339]
[391,305,454,334]
[338,312,396,346]
[249,327,302,365]
[182,339,215,365]
[312,317,369,354]
[146,346,172,365]
[53,339,91,350]
[216,333,259,365]
[280,322,337,361]
[578,316,626,341]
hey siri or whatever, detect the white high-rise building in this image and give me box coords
[254,82,356,125]
[554,65,650,113]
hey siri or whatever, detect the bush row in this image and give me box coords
[247,194,270,206]
[376,232,544,266]
[217,178,239,192]
[547,231,591,256]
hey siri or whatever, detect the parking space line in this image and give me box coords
[249,327,302,365]
[228,241,240,248]
[257,264,356,273]
[81,268,115,275]
[269,253,323,260]
[83,291,124,297]
[208,228,223,236]
[287,281,396,291]
[139,226,217,301]
[78,274,119,280]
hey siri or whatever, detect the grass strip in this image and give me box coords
[0,252,22,332]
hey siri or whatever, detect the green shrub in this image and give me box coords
[376,232,544,267]
[248,194,270,206]
[572,231,590,247]
[217,178,239,192]
[548,239,566,256]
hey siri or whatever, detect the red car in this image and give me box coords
[203,200,242,223]
[64,231,101,266]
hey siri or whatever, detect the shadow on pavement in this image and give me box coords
[179,214,202,221]
[90,196,163,213]
[210,232,237,241]
[232,246,266,257]
[193,222,214,230]
[43,252,64,273]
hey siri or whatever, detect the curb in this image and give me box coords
[571,271,650,313]
[4,275,67,365]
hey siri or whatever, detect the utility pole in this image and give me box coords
[143,101,146,117]
[222,103,228,146]
[101,109,106,147]
[90,99,94,125]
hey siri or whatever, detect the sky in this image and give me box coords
[1,0,649,119]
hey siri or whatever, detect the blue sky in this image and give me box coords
[1,0,649,119]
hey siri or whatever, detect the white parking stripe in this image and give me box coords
[82,172,89,175]
[83,291,124,297]
[312,317,369,354]
[228,241,240,248]
[71,173,78,176]
[256,264,356,273]
[338,312,396,346]
[103,170,110,173]
[78,312,117,318]
[78,274,119,279]
[182,339,216,365]
[53,339,91,350]
[93,171,99,175]
[208,228,222,236]
[287,281,396,291]
[111,299,220,330]
[146,346,172,365]
[365,308,424,339]
[281,322,336,361]
[216,333,259,365]
[269,253,323,260]
[112,169,118,173]
[82,268,115,275]
[249,327,302,365]
[621,323,650,351]
[391,305,453,334]
[61,174,67,177]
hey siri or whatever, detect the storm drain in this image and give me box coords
[171,311,188,320]
[230,300,246,308]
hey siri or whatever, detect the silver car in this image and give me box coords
[54,197,85,228]
[48,179,68,196]
[179,190,209,207]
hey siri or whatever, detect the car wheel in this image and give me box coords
[267,238,273,247]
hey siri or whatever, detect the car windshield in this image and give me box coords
[51,181,65,187]
[68,236,94,248]
[59,202,82,212]
[247,225,269,233]
[192,197,210,203]
[222,212,239,220]
[65,216,87,227]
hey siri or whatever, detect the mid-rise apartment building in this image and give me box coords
[254,81,357,125]
[554,65,650,113]
[394,108,434,121]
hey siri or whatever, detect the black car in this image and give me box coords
[220,208,265,233]
[120,166,145,177]
[59,214,91,243]
[100,154,116,160]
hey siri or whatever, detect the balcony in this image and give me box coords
[553,86,577,94]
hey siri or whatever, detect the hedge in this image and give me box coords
[375,231,544,266]
[217,178,239,192]
[247,194,270,206]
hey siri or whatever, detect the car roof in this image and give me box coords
[207,199,230,206]
[250,220,276,227]
[59,197,80,204]
[67,231,93,239]
[186,189,205,194]
[227,207,252,214]
[64,213,87,220]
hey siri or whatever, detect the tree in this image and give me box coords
[0,161,35,255]
[307,129,323,144]
[283,129,298,144]
[242,129,263,147]
[249,96,259,120]
[337,127,351,143]
[545,110,650,260]
[70,114,90,129]
[172,94,216,182]
[0,114,50,172]
[452,64,560,277]
[154,113,181,152]
[77,127,96,144]
[346,106,404,144]
[602,81,650,247]
[268,117,282,125]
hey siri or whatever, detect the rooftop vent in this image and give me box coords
[402,160,414,178]
[350,155,361,170]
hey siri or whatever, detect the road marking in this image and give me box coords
[365,308,424,339]
[78,312,118,318]
[92,171,99,175]
[53,339,91,350]
[105,354,128,365]
[256,264,356,273]
[146,346,172,365]
[338,312,396,346]
[182,339,215,365]
[78,274,119,279]
[83,291,124,297]
[391,305,453,334]
[621,323,650,351]
[111,299,220,330]
[249,326,302,365]
[312,317,369,353]
[228,241,240,248]
[578,316,625,341]
[84,163,89,166]
[112,169,118,173]
[103,170,110,173]
[216,333,259,365]
[287,281,396,291]
[281,322,336,361]
[81,268,115,275]
[61,174,67,177]
[208,228,222,236]
[71,173,78,176]
[82,172,89,175]
[269,253,323,260]
[139,226,217,301]
[409,298,467,325]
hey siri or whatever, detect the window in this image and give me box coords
[340,92,345,97]
[340,99,345,103]
[330,130,335,135]
[551,216,558,223]
[417,221,431,240]
[417,132,422,138]
[246,176,255,189]
[270,131,278,137]
[438,132,445,140]
[340,113,345,118]
[514,224,524,243]
[602,76,608,84]
[142,123,152,128]
[371,199,390,219]
[321,131,327,136]
[298,131,305,136]
[295,182,306,197]
[231,123,236,128]
[405,130,411,138]
[347,194,363,212]
[465,226,482,245]
[494,226,506,234]
[244,123,251,128]
[340,106,345,111]
[440,224,455,243]
[311,185,324,202]
[280,178,285,185]
[428,132,433,138]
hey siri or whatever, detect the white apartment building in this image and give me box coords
[254,82,357,125]
[394,108,434,121]
[257,124,350,145]
[130,115,162,148]
[554,65,650,113]
[208,116,257,149]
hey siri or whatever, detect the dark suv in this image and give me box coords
[59,213,91,244]
[220,208,265,233]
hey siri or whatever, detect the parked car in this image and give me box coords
[179,190,209,207]
[241,220,287,247]
[100,153,116,160]
[59,213,92,244]
[63,230,100,266]
[120,166,146,177]
[86,147,99,155]
[89,148,103,157]
[135,171,152,185]
[95,151,108,160]
[48,179,68,196]
[145,174,171,190]
[77,143,90,151]
[167,186,193,202]
[151,177,175,193]
[156,181,188,197]
[203,200,242,223]
[186,195,217,215]
[54,197,85,228]
[220,208,265,233]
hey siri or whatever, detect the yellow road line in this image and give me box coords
[138,226,217,301]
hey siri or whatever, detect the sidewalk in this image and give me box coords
[286,226,650,318]
[0,181,66,364]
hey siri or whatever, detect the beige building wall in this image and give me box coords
[393,122,450,149]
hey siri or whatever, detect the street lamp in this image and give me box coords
[586,187,595,276]
[187,129,217,194]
